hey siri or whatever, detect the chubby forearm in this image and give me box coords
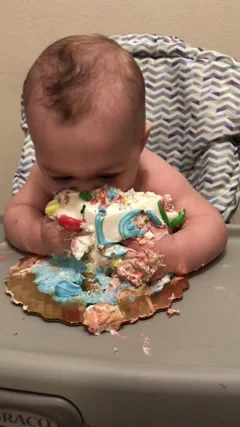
[156,213,228,275]
[3,205,47,255]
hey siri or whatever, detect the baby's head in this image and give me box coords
[23,34,150,191]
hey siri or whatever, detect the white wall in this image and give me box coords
[1,0,240,210]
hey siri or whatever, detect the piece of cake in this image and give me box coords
[45,186,185,259]
[5,187,188,334]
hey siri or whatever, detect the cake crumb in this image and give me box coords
[141,333,152,356]
[142,346,151,356]
[167,308,180,317]
[113,346,118,353]
[110,330,127,340]
[168,293,176,301]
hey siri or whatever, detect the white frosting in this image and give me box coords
[71,234,95,260]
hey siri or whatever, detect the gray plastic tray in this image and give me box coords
[1,225,240,427]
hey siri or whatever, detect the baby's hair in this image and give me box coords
[23,34,145,126]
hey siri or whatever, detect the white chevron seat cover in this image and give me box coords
[13,34,240,222]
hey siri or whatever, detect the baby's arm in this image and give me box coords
[4,164,51,255]
[135,149,228,275]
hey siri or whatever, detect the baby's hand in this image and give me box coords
[123,224,170,280]
[123,224,169,252]
[40,216,74,257]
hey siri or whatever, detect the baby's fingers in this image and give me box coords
[122,238,141,251]
[41,217,75,257]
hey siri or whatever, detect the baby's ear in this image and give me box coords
[140,122,152,151]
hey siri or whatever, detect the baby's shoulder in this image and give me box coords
[141,148,174,171]
[135,148,177,192]
[27,163,54,197]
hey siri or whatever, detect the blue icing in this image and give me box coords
[98,207,107,214]
[53,277,131,305]
[33,264,58,294]
[149,274,172,295]
[31,255,133,306]
[118,210,144,239]
[103,244,128,259]
[95,273,112,287]
[51,256,87,273]
[32,258,84,295]
[146,209,162,226]
[54,280,82,302]
[95,211,116,246]
[107,187,118,200]
[95,198,145,246]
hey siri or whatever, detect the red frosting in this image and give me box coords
[58,215,86,232]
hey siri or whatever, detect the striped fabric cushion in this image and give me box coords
[13,34,240,222]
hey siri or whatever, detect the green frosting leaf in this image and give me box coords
[79,191,92,202]
[170,209,186,229]
[157,202,171,228]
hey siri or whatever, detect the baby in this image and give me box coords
[3,34,227,277]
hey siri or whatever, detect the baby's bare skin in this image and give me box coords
[3,105,227,277]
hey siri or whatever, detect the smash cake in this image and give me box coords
[5,187,189,334]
